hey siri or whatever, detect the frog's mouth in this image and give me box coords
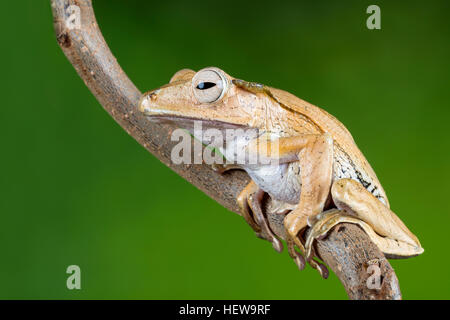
[147,115,250,131]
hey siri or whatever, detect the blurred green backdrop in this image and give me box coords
[0,0,449,299]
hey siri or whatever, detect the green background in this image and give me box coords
[1,0,449,299]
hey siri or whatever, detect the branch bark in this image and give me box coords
[51,0,401,299]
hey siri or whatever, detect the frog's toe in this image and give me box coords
[302,240,329,279]
[272,238,284,253]
[287,238,306,270]
[254,231,283,253]
[286,227,329,277]
[294,253,306,271]
[310,260,329,279]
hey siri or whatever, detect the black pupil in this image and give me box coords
[196,82,216,90]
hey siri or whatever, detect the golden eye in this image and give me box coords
[192,68,227,103]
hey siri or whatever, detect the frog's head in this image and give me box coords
[139,67,266,132]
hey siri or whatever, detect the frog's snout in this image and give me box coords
[138,90,159,115]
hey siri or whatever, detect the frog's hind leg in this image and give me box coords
[305,178,424,261]
[304,209,378,261]
[237,181,283,253]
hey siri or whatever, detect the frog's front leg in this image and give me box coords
[304,178,424,261]
[280,133,334,278]
[246,133,334,277]
[237,181,284,253]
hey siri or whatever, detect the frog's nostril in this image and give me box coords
[139,89,161,114]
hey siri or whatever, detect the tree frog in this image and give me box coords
[139,67,423,278]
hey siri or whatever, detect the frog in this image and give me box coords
[139,67,423,278]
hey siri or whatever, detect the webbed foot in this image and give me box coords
[285,214,329,278]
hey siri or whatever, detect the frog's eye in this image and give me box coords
[192,69,227,103]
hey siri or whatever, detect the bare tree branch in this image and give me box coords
[51,0,401,299]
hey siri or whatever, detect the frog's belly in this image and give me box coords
[245,162,302,205]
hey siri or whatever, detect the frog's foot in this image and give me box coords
[285,214,329,278]
[286,233,329,278]
[238,181,283,253]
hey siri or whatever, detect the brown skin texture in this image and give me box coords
[51,0,401,299]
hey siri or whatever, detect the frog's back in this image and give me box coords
[267,86,390,207]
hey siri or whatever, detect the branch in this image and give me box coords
[51,0,401,299]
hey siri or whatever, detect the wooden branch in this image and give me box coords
[51,0,401,299]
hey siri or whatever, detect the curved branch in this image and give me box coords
[51,0,401,299]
